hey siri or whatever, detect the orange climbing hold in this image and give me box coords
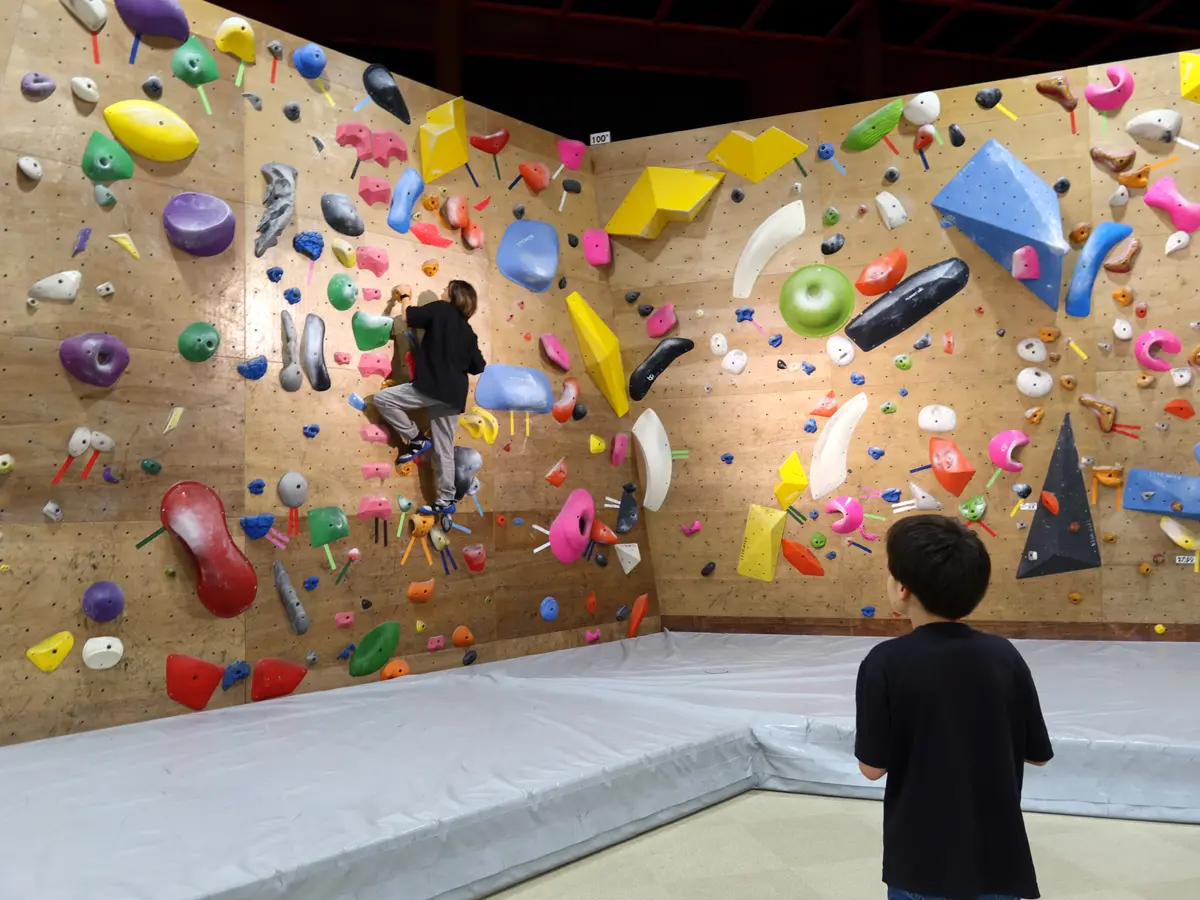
[781,539,825,576]
[590,519,618,545]
[628,593,649,638]
[452,625,475,648]
[381,658,410,679]
[811,391,839,417]
[519,161,550,193]
[854,248,907,296]
[929,437,976,497]
[586,589,597,615]
[407,579,436,602]
[1165,398,1196,419]
[544,457,568,487]
[1112,288,1133,306]
[1040,491,1059,515]
[552,377,581,423]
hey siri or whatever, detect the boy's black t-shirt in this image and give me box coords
[855,622,1053,900]
[404,301,486,414]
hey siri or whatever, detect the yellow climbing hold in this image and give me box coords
[109,233,140,259]
[26,631,74,672]
[589,434,607,454]
[459,407,498,444]
[565,290,628,418]
[737,504,786,582]
[1154,623,1167,635]
[332,238,356,268]
[604,167,725,239]
[415,619,426,633]
[773,451,810,509]
[215,16,256,63]
[103,99,199,163]
[707,126,808,183]
[1182,52,1200,104]
[419,96,469,182]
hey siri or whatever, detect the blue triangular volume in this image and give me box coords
[932,139,1069,311]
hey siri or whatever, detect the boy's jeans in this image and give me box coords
[888,890,1017,900]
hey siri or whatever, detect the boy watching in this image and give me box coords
[856,515,1053,900]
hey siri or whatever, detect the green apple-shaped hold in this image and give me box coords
[327,273,359,311]
[171,36,220,87]
[351,310,394,350]
[82,132,134,183]
[178,322,220,361]
[349,621,401,677]
[779,264,855,338]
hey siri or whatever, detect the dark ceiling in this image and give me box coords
[234,0,1200,141]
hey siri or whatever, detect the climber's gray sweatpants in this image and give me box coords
[374,383,457,504]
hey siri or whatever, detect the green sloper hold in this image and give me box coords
[309,505,350,547]
[82,132,134,183]
[843,98,904,152]
[172,36,221,87]
[178,322,220,361]
[351,310,394,350]
[779,265,855,338]
[327,273,359,311]
[349,621,400,676]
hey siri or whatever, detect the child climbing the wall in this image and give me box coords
[855,515,1053,900]
[375,280,487,516]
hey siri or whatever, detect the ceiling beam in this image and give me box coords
[912,9,963,50]
[825,0,869,39]
[742,0,777,32]
[992,0,1073,60]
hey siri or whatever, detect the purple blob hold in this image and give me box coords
[163,192,236,257]
[114,0,190,41]
[82,581,125,622]
[59,332,131,387]
[20,72,56,99]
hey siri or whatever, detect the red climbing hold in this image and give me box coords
[335,122,373,160]
[544,457,568,487]
[628,593,649,638]
[166,654,225,711]
[1040,491,1060,515]
[553,377,581,423]
[1165,399,1196,419]
[358,176,391,207]
[473,195,491,211]
[161,482,257,618]
[371,130,407,166]
[781,539,825,576]
[811,391,839,417]
[519,161,550,193]
[462,219,485,250]
[443,196,469,229]
[410,222,453,248]
[855,248,907,296]
[250,657,308,702]
[590,518,619,545]
[470,128,510,155]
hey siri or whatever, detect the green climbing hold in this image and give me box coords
[141,458,162,474]
[171,36,220,87]
[349,621,400,676]
[894,354,913,371]
[822,206,841,226]
[811,532,827,549]
[178,322,220,361]
[327,273,359,311]
[351,310,394,351]
[94,184,117,207]
[778,265,855,338]
[880,401,897,414]
[82,132,134,183]
[843,98,904,152]
[958,495,987,522]
[308,505,350,547]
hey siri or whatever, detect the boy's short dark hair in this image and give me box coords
[447,280,478,319]
[886,514,991,619]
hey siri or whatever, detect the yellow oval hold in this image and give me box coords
[26,631,75,673]
[103,100,199,163]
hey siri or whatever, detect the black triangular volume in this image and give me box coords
[1016,414,1102,579]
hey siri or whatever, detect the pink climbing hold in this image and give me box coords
[333,351,351,364]
[826,496,865,535]
[548,488,595,564]
[1144,177,1200,234]
[1084,64,1134,112]
[610,432,629,467]
[357,496,392,519]
[586,628,601,644]
[557,138,587,170]
[362,287,381,301]
[358,353,390,377]
[539,333,571,372]
[583,228,611,266]
[646,303,677,338]
[427,635,445,651]
[358,176,391,207]
[1134,328,1182,372]
[361,424,389,443]
[410,222,453,248]
[372,130,407,166]
[356,245,389,277]
[336,122,372,160]
[335,612,355,628]
[681,520,702,536]
[362,462,390,481]
[1011,245,1040,281]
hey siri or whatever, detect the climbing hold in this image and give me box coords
[220,661,251,691]
[215,16,256,62]
[845,258,969,352]
[82,131,135,183]
[59,332,130,387]
[1059,374,1077,390]
[163,193,236,257]
[539,597,559,622]
[266,266,284,283]
[1167,231,1191,255]
[1144,177,1200,234]
[1053,177,1071,195]
[255,163,297,258]
[1064,221,1133,317]
[171,35,220,86]
[320,193,365,238]
[552,377,581,423]
[855,248,907,296]
[349,622,401,677]
[844,98,903,151]
[881,401,897,414]
[326,273,359,312]
[103,100,199,163]
[302,424,320,439]
[29,271,82,304]
[267,40,283,59]
[20,72,55,99]
[975,87,1002,109]
[283,102,300,121]
[1118,165,1150,189]
[874,192,908,230]
[16,156,42,182]
[1090,146,1136,174]
[140,458,161,475]
[571,402,588,421]
[1036,75,1077,111]
[804,419,817,433]
[292,230,324,261]
[496,220,560,293]
[178,322,220,362]
[779,264,855,338]
[81,637,123,671]
[821,233,845,255]
[250,658,308,701]
[1103,237,1141,273]
[868,446,885,460]
[1011,246,1040,281]
[141,74,163,99]
[1166,399,1196,420]
[1135,329,1182,371]
[1085,64,1134,111]
[300,314,330,391]
[62,0,108,31]
[630,338,693,401]
[363,64,411,124]
[292,43,327,79]
[82,581,124,622]
[918,405,957,432]
[70,76,99,103]
[240,512,274,540]
[165,655,224,709]
[647,303,677,338]
[850,372,865,385]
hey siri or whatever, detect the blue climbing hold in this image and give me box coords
[496,220,560,293]
[292,43,327,80]
[1195,443,1200,465]
[388,167,424,234]
[540,596,559,621]
[768,333,782,348]
[1064,221,1134,318]
[817,143,834,160]
[337,643,356,661]
[284,287,301,304]
[898,387,909,397]
[720,453,734,464]
[303,424,320,438]
[292,230,324,260]
[512,517,525,525]
[248,478,265,495]
[868,446,885,460]
[222,660,251,690]
[267,266,283,283]
[239,513,275,539]
[734,305,755,323]
[303,576,319,590]
[804,418,817,433]
[237,355,268,380]
[850,372,865,385]
[348,393,366,411]
[809,510,819,520]
[881,487,901,503]
[861,606,876,618]
[801,361,815,375]
[474,363,554,413]
[826,551,837,560]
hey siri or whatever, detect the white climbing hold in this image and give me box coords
[68,426,92,457]
[615,543,641,575]
[95,281,115,297]
[17,156,42,181]
[30,271,82,302]
[1016,338,1047,363]
[1126,109,1183,144]
[902,91,941,126]
[875,191,908,230]
[1113,317,1133,341]
[60,0,107,31]
[70,76,99,103]
[1172,367,1193,387]
[1017,368,1053,398]
[82,636,124,670]
[918,404,957,432]
[721,348,747,376]
[43,500,64,522]
[908,481,942,510]
[826,335,855,367]
[709,332,728,356]
[1110,185,1130,207]
[1166,231,1190,255]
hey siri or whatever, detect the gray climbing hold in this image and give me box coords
[279,309,303,392]
[273,561,310,634]
[567,233,579,248]
[311,135,325,153]
[142,75,163,99]
[571,402,587,421]
[731,187,745,203]
[1053,177,1070,195]
[306,650,318,665]
[616,481,639,533]
[301,313,331,391]
[255,163,297,258]
[975,87,1002,109]
[267,40,283,60]
[242,92,262,110]
[949,124,965,147]
[626,291,640,303]
[277,470,308,507]
[595,552,608,567]
[637,304,653,317]
[883,166,900,184]
[320,193,365,237]
[558,276,567,290]
[94,184,116,208]
[562,178,581,194]
[913,332,932,350]
[513,204,525,220]
[821,233,845,256]
[283,102,300,121]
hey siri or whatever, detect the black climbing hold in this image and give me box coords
[975,87,1002,110]
[776,359,787,370]
[949,124,965,147]
[462,649,477,666]
[513,204,525,220]
[562,178,581,194]
[568,233,579,248]
[283,102,300,121]
[996,328,1006,337]
[637,303,653,317]
[615,605,629,622]
[701,561,716,576]
[363,64,411,125]
[311,135,325,153]
[143,75,163,99]
[1014,483,1032,498]
[361,598,373,610]
[883,166,900,184]
[595,552,608,567]
[626,291,640,303]
[616,483,639,534]
[571,402,588,421]
[731,187,745,203]
[821,233,845,256]
[844,258,971,352]
[913,332,932,350]
[1053,177,1071,195]
[558,276,567,290]
[321,193,365,237]
[242,92,262,111]
[630,337,694,401]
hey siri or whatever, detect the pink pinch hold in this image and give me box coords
[548,488,595,564]
[361,462,390,481]
[356,246,389,277]
[1144,177,1200,234]
[585,628,601,644]
[1134,328,1182,372]
[825,496,864,535]
[362,287,382,301]
[333,351,351,364]
[557,138,587,170]
[335,122,373,160]
[372,130,408,166]
[582,228,612,266]
[360,424,389,443]
[1011,245,1040,281]
[427,635,445,652]
[987,429,1029,473]
[335,612,355,628]
[358,176,391,207]
[357,496,392,520]
[358,352,390,377]
[539,333,571,371]
[1084,64,1134,112]
[681,519,702,536]
[610,432,629,466]
[646,303,677,339]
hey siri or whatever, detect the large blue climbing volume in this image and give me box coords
[931,139,1068,311]
[496,220,560,293]
[1016,414,1101,579]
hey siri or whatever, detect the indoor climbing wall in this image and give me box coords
[0,0,656,745]
[593,54,1200,639]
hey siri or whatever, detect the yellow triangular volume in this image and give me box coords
[604,167,724,239]
[420,96,469,182]
[707,127,808,183]
[565,291,629,418]
[773,451,810,508]
[1182,52,1200,104]
[737,504,786,582]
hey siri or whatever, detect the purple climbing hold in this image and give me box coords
[20,72,56,99]
[114,0,190,41]
[163,192,236,257]
[59,332,130,387]
[82,581,125,622]
[72,227,92,258]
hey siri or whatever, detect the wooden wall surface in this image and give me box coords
[0,0,657,745]
[592,55,1200,638]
